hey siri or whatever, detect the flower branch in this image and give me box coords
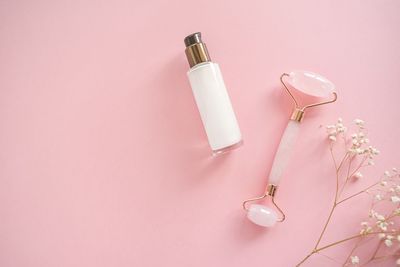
[297,118,399,266]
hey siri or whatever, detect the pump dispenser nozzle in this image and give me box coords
[184,32,202,46]
[184,32,211,68]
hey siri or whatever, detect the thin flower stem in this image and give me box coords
[338,155,367,199]
[338,154,353,197]
[296,252,314,267]
[337,152,350,172]
[314,203,337,250]
[330,144,338,169]
[360,251,400,267]
[317,252,343,265]
[313,147,340,250]
[347,156,367,180]
[370,241,382,260]
[343,238,362,266]
[315,231,397,254]
[312,149,352,252]
[370,252,400,261]
[337,181,381,205]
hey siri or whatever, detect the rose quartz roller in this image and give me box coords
[242,71,338,227]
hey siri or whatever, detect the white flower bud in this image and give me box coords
[378,222,388,231]
[385,239,393,247]
[391,196,400,203]
[376,214,385,221]
[351,256,359,265]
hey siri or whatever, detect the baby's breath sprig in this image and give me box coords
[297,118,399,267]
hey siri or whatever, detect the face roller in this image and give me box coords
[242,71,338,227]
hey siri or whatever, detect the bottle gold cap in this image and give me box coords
[184,32,211,68]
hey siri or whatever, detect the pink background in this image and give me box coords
[1,0,399,266]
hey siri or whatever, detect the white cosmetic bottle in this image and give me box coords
[184,32,242,155]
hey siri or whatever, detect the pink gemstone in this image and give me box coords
[247,204,278,227]
[287,70,335,98]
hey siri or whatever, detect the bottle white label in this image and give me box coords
[187,62,242,152]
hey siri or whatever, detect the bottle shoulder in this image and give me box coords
[187,62,219,74]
